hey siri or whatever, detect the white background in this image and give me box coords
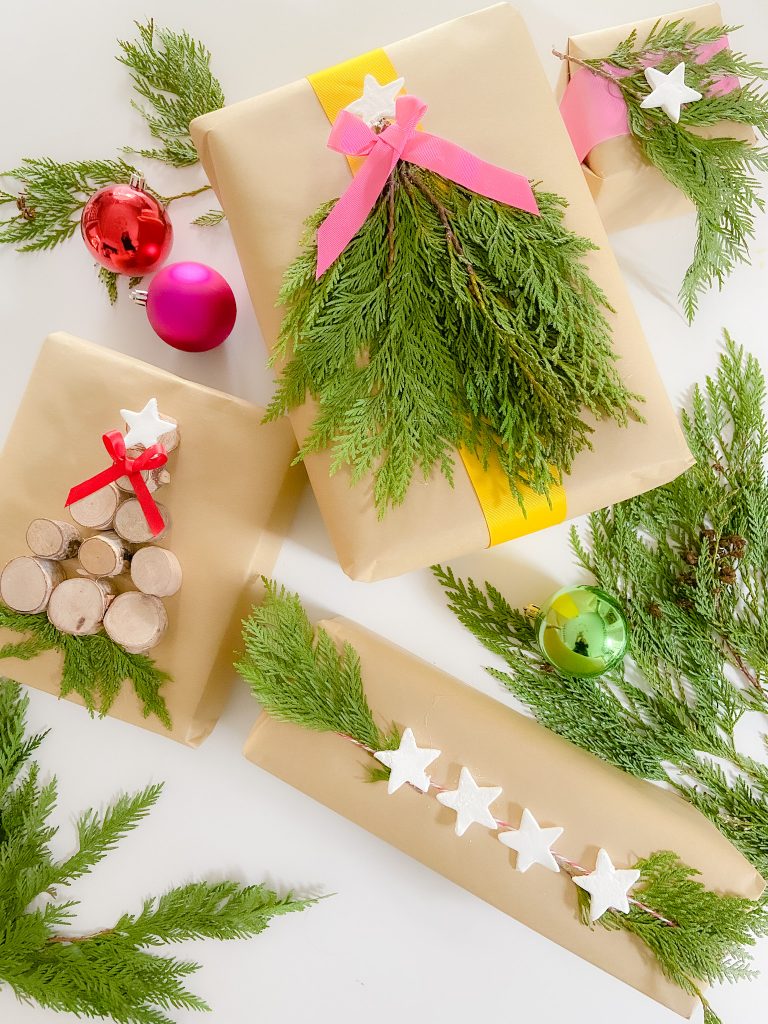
[1,1,768,1022]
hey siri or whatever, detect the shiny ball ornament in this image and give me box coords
[80,175,173,275]
[532,585,629,677]
[132,261,237,353]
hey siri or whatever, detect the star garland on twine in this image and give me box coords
[236,583,765,1024]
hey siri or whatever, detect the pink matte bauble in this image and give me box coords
[145,262,237,352]
[80,182,173,275]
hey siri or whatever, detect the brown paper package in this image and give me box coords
[191,3,693,583]
[0,333,302,746]
[245,617,764,1016]
[557,3,755,233]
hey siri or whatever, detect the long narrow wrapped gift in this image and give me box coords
[0,333,301,745]
[556,2,756,233]
[191,3,693,582]
[243,613,765,1017]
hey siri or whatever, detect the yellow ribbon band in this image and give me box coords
[307,49,567,546]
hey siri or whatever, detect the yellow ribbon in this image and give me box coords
[307,49,567,546]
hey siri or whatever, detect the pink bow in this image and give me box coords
[315,94,540,278]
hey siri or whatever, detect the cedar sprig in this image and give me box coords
[0,604,172,728]
[237,580,399,768]
[580,20,768,320]
[436,334,768,877]
[117,19,225,168]
[0,680,314,1023]
[268,164,641,516]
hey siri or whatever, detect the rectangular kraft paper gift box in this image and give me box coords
[0,333,301,746]
[244,618,766,1017]
[191,3,694,582]
[556,3,755,233]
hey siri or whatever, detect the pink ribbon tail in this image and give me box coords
[316,94,539,278]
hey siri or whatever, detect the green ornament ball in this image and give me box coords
[533,585,629,677]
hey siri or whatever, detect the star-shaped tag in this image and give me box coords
[640,62,702,123]
[121,398,171,449]
[498,808,564,873]
[436,767,502,837]
[345,74,405,126]
[373,728,440,795]
[573,848,641,922]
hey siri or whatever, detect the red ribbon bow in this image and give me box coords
[66,431,168,537]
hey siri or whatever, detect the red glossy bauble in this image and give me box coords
[80,176,173,275]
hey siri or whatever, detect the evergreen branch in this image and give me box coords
[117,19,225,168]
[0,604,171,728]
[0,678,315,1022]
[99,267,120,304]
[437,334,768,877]
[192,208,226,227]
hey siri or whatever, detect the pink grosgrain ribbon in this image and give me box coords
[315,94,540,278]
[560,37,740,164]
[66,431,168,537]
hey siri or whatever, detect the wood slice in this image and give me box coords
[47,577,113,635]
[0,556,65,613]
[26,518,81,560]
[115,467,167,495]
[103,592,168,653]
[130,546,182,597]
[114,499,170,544]
[78,532,129,578]
[69,483,122,530]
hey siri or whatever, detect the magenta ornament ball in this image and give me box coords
[145,262,237,352]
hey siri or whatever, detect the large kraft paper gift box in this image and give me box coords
[244,617,765,1017]
[191,3,693,582]
[0,333,301,746]
[557,3,755,233]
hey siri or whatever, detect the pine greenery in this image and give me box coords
[0,679,314,1023]
[436,335,768,878]
[0,605,171,728]
[268,164,641,516]
[237,584,765,1021]
[579,20,768,321]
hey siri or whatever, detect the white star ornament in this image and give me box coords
[345,74,405,126]
[373,728,441,795]
[573,848,641,922]
[436,767,502,837]
[498,808,564,873]
[121,398,171,448]
[640,62,702,123]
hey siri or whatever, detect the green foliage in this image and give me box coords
[436,336,768,877]
[0,679,313,1023]
[236,580,399,774]
[0,604,171,728]
[192,208,226,227]
[268,164,641,516]
[117,19,225,168]
[100,267,120,304]
[584,20,768,320]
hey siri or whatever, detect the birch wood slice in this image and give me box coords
[130,546,182,597]
[47,577,113,635]
[103,592,168,653]
[26,518,81,560]
[0,556,65,613]
[69,483,122,530]
[115,467,171,494]
[114,499,170,544]
[78,532,129,578]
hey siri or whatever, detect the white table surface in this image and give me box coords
[2,1,767,1022]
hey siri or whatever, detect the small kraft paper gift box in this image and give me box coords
[244,616,765,1018]
[191,3,693,582]
[557,3,755,233]
[0,333,301,745]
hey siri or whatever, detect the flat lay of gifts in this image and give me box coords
[2,2,768,1022]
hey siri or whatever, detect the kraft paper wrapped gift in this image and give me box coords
[557,3,755,233]
[191,3,693,582]
[244,617,765,1017]
[0,333,301,746]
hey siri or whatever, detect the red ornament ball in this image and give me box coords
[81,177,173,275]
[134,262,237,353]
